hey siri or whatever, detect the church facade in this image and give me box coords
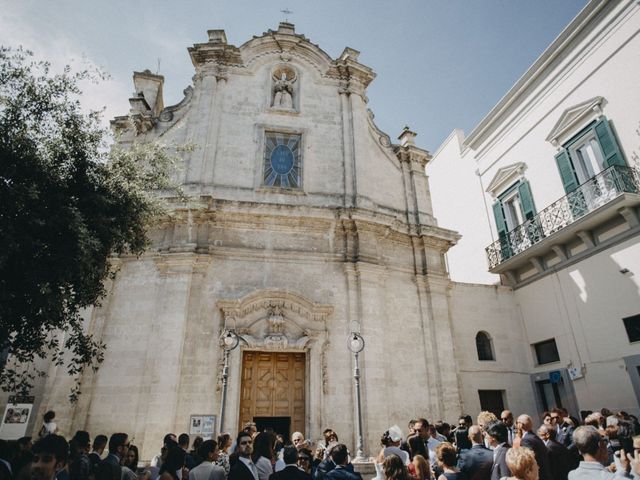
[17,23,483,459]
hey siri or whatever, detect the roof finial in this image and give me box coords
[280,8,293,23]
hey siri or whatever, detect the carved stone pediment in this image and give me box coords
[485,162,527,199]
[546,96,605,146]
[217,289,332,351]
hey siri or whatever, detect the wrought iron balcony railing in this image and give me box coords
[486,165,640,270]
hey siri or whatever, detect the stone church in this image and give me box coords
[17,22,537,458]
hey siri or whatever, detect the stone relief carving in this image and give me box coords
[271,65,297,110]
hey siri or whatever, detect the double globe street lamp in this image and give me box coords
[219,329,240,434]
[347,331,366,462]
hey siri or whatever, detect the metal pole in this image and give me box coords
[219,348,230,434]
[353,351,365,460]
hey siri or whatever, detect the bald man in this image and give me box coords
[517,415,551,480]
[457,425,493,480]
[538,425,570,480]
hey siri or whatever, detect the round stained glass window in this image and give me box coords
[270,145,294,175]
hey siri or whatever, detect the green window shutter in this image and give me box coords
[518,180,536,220]
[555,149,579,193]
[492,201,508,237]
[594,118,625,168]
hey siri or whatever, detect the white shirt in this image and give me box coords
[189,461,225,480]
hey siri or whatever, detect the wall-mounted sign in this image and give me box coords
[549,370,563,384]
[190,415,215,438]
[0,395,35,440]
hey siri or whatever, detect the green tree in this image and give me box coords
[0,47,180,400]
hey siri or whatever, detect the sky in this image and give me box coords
[0,0,588,152]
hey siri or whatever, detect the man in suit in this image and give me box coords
[95,433,129,480]
[485,421,510,480]
[500,411,515,447]
[324,445,361,480]
[517,415,551,480]
[31,435,69,480]
[538,425,570,480]
[229,432,258,480]
[88,436,107,468]
[189,440,225,480]
[270,446,310,480]
[458,425,493,480]
[314,443,337,480]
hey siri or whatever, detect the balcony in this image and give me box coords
[486,165,640,272]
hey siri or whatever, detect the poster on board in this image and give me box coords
[189,414,215,438]
[0,395,35,440]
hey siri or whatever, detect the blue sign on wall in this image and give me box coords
[549,370,562,384]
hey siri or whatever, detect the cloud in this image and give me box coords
[0,5,130,129]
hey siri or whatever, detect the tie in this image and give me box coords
[248,461,259,480]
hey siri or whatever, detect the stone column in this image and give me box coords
[138,254,197,460]
[339,83,356,208]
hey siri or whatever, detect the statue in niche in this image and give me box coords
[271,66,296,109]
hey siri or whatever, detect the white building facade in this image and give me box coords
[429,0,640,418]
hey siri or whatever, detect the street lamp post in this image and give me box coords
[347,331,366,461]
[219,329,239,434]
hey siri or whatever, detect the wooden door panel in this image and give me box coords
[238,351,306,435]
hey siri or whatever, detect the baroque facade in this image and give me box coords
[11,23,466,458]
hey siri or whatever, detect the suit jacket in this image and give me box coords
[189,461,226,480]
[490,444,510,480]
[314,458,335,480]
[520,432,551,480]
[94,454,121,480]
[324,465,362,480]
[458,445,493,480]
[546,440,570,480]
[270,465,311,480]
[229,460,257,480]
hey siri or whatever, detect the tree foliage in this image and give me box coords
[0,47,180,400]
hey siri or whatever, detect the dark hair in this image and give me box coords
[93,435,108,451]
[252,432,275,462]
[381,431,392,447]
[108,433,128,454]
[191,436,203,453]
[236,431,252,446]
[198,440,218,459]
[323,429,338,444]
[178,434,190,448]
[17,437,32,448]
[485,421,508,444]
[436,442,457,468]
[329,444,349,465]
[163,434,176,446]
[415,418,429,428]
[408,435,428,460]
[161,446,186,477]
[43,411,56,423]
[218,433,231,451]
[125,445,139,471]
[383,455,409,480]
[33,434,68,463]
[73,431,90,449]
[283,445,298,464]
[436,422,450,435]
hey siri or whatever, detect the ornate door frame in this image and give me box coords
[216,289,332,439]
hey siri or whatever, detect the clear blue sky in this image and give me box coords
[1,0,588,151]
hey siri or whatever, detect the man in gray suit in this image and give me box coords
[485,421,510,480]
[189,440,225,480]
[458,425,493,480]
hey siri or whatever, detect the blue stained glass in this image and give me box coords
[271,145,294,174]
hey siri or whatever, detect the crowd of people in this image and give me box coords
[1,408,640,480]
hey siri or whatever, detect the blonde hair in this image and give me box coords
[477,411,498,427]
[506,447,537,479]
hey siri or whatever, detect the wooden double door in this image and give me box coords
[238,351,305,436]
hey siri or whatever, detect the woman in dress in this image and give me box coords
[216,433,232,476]
[504,447,538,480]
[251,432,275,480]
[435,443,466,480]
[159,445,187,480]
